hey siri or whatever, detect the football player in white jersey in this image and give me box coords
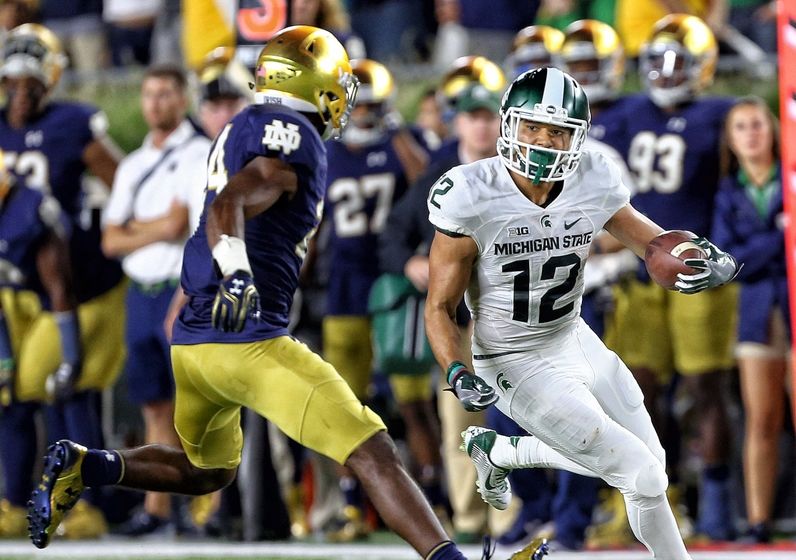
[424,67,739,559]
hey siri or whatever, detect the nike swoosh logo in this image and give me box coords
[564,217,582,230]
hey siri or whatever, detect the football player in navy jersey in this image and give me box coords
[605,15,738,541]
[320,58,435,539]
[0,155,81,537]
[27,26,502,560]
[0,23,123,539]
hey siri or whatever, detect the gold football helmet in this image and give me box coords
[559,20,624,104]
[342,58,395,146]
[196,46,252,102]
[0,23,67,90]
[508,25,565,78]
[439,55,506,111]
[254,25,358,139]
[639,14,717,108]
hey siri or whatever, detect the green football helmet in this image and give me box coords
[498,67,590,184]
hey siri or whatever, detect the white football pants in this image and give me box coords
[474,319,691,560]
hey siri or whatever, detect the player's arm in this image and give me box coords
[603,203,664,259]
[36,227,82,402]
[391,129,429,185]
[605,203,740,293]
[206,155,298,332]
[102,200,189,258]
[163,287,189,342]
[425,230,496,411]
[83,136,123,189]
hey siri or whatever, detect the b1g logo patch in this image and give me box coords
[507,226,530,237]
[263,120,301,155]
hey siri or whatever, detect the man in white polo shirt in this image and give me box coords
[101,64,210,535]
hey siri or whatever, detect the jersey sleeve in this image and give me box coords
[103,157,136,226]
[590,151,631,220]
[426,167,477,238]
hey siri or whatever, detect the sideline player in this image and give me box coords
[0,23,123,538]
[424,67,739,560]
[26,25,545,560]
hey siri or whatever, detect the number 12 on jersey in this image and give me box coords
[502,253,581,324]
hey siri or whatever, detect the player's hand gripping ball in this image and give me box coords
[644,230,706,290]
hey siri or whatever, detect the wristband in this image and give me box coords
[54,311,81,365]
[212,235,253,277]
[446,361,469,386]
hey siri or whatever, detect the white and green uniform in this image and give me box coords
[428,149,693,560]
[428,150,628,356]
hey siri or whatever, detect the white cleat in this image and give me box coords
[462,426,512,510]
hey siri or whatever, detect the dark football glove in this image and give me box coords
[446,361,498,412]
[674,236,742,294]
[46,361,80,403]
[212,270,261,332]
[0,358,14,411]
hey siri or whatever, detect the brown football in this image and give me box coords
[644,230,707,290]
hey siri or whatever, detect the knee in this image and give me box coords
[345,431,400,473]
[632,462,668,498]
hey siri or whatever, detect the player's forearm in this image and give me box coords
[37,234,77,313]
[206,192,246,249]
[424,302,467,371]
[101,224,164,257]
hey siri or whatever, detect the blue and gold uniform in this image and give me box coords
[607,94,737,379]
[0,101,125,396]
[172,103,385,469]
[322,132,418,400]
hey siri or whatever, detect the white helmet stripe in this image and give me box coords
[541,68,565,107]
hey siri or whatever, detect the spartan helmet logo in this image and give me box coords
[540,214,552,228]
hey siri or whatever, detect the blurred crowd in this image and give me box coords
[0,0,792,554]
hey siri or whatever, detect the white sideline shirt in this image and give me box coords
[104,119,210,284]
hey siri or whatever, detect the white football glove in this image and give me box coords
[674,237,741,294]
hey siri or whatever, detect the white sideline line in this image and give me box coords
[0,541,793,559]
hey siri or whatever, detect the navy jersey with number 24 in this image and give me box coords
[174,104,326,345]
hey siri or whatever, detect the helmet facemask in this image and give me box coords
[561,44,621,104]
[498,104,588,184]
[640,42,697,108]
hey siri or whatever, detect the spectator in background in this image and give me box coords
[0,0,38,33]
[0,23,124,541]
[728,0,776,53]
[102,65,210,536]
[348,0,427,62]
[0,159,80,540]
[150,0,182,66]
[433,0,538,70]
[103,0,160,67]
[40,0,105,87]
[506,25,565,79]
[616,0,728,57]
[711,97,787,544]
[414,88,448,152]
[292,0,366,59]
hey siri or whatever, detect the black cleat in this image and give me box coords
[27,440,87,548]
